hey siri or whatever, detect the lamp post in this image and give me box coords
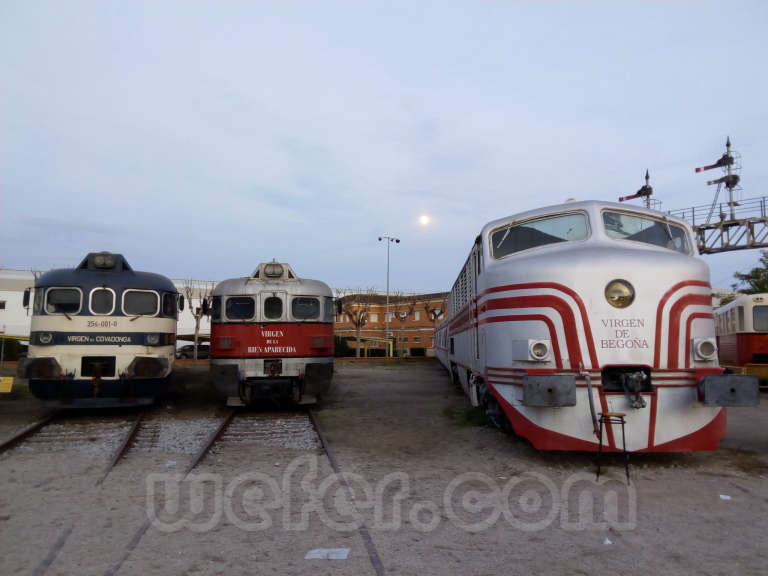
[378,235,400,357]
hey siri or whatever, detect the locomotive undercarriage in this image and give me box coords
[212,360,333,406]
[19,355,171,407]
[477,366,759,440]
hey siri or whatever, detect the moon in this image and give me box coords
[419,214,431,226]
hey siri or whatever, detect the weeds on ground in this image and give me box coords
[443,404,489,428]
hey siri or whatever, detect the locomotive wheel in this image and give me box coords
[478,381,511,433]
[450,364,460,388]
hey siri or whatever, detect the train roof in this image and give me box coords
[213,261,332,297]
[715,293,768,313]
[481,199,692,237]
[35,252,177,293]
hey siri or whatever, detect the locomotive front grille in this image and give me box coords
[81,356,116,378]
[601,366,652,393]
[264,359,282,377]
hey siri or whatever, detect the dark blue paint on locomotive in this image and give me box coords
[30,331,176,346]
[21,252,178,408]
[29,378,166,407]
[32,252,178,317]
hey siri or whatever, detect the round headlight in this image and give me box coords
[605,280,635,308]
[530,341,550,360]
[146,333,160,345]
[264,262,284,278]
[39,332,53,345]
[696,339,717,360]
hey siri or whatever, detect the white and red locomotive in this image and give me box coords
[715,293,768,389]
[209,261,334,405]
[436,200,759,451]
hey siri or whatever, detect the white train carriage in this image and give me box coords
[436,201,759,451]
[17,252,179,407]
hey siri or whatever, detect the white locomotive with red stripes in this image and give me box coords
[435,200,758,451]
[209,261,334,406]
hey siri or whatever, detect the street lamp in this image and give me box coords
[378,235,400,357]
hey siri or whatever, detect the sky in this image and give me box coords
[1,1,767,292]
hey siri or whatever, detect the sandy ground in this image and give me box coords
[0,361,766,576]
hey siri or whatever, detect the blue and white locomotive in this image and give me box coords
[18,252,180,407]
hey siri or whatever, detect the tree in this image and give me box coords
[393,294,417,357]
[733,250,768,294]
[181,279,215,360]
[423,296,447,350]
[423,298,446,326]
[338,289,376,358]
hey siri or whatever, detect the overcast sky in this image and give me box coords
[1,1,766,292]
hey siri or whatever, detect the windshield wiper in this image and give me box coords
[661,217,674,241]
[62,310,72,321]
[495,227,511,249]
[130,313,150,322]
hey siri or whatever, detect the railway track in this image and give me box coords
[102,408,385,576]
[0,412,60,457]
[4,407,385,576]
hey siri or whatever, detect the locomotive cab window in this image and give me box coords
[491,212,588,259]
[264,296,283,319]
[162,293,177,317]
[90,288,115,315]
[123,290,159,316]
[602,211,690,254]
[211,296,222,321]
[226,296,255,320]
[292,297,320,320]
[753,305,768,332]
[33,289,44,313]
[324,297,334,322]
[45,288,82,315]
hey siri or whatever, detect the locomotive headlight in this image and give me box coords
[94,253,115,269]
[529,340,551,361]
[38,332,53,345]
[145,333,160,345]
[693,338,717,361]
[605,280,635,308]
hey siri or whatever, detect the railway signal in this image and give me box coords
[698,137,740,221]
[619,169,653,209]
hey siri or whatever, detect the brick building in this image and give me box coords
[334,292,448,357]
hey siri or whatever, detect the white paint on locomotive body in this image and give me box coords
[27,315,176,379]
[436,200,735,452]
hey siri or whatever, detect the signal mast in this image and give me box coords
[619,169,654,209]
[695,137,741,221]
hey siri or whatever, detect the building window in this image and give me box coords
[0,301,5,310]
[414,337,420,343]
[414,311,420,321]
[369,313,378,322]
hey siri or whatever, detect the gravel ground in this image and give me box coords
[0,361,766,576]
[319,361,768,576]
